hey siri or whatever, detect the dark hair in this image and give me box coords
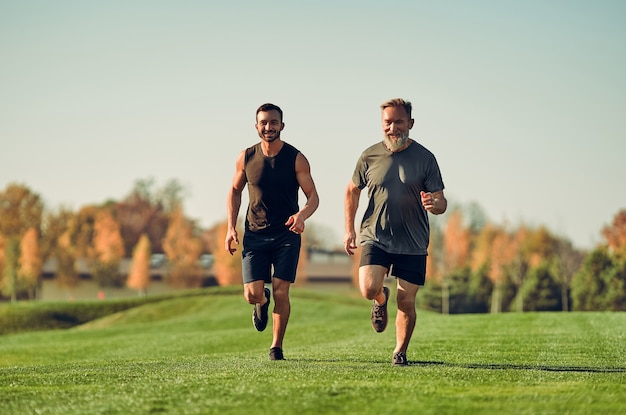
[256,103,283,121]
[381,98,412,119]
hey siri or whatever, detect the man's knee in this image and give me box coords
[244,282,266,304]
[358,265,387,300]
[396,289,417,313]
[272,279,291,301]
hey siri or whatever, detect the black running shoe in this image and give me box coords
[269,347,284,361]
[392,351,408,366]
[253,287,270,331]
[371,286,390,333]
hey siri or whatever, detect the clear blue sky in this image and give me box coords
[1,0,625,250]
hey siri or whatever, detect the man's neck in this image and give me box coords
[261,139,284,157]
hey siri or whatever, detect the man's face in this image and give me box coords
[382,106,414,152]
[256,110,284,143]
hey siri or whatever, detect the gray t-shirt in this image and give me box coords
[352,140,445,255]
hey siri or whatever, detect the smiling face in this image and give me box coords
[382,105,414,152]
[256,109,284,143]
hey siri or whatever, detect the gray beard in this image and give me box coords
[383,131,409,152]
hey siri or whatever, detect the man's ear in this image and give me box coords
[409,118,415,129]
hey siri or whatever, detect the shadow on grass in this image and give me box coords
[411,360,626,373]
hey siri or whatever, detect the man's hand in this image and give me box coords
[420,190,436,212]
[344,230,358,255]
[225,229,239,255]
[285,214,305,234]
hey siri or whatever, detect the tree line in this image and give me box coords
[0,179,219,301]
[417,204,626,313]
[1,181,625,311]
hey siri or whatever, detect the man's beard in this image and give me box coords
[383,130,409,152]
[259,130,280,142]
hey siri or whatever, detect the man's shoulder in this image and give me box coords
[281,141,303,160]
[407,140,436,158]
[245,142,261,153]
[361,141,385,156]
[244,143,260,160]
[282,141,299,151]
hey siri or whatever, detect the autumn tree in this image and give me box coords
[0,183,43,239]
[89,209,125,287]
[114,178,178,255]
[0,234,4,281]
[72,205,99,259]
[18,228,42,299]
[441,209,471,314]
[1,238,20,301]
[127,234,151,296]
[488,226,517,313]
[571,212,626,311]
[211,221,242,286]
[0,184,43,301]
[56,230,79,293]
[470,223,497,274]
[41,208,80,293]
[162,208,204,288]
[602,209,626,257]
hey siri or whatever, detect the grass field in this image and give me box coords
[1,286,625,415]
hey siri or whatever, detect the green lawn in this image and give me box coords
[1,286,624,415]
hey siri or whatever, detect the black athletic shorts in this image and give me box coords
[359,244,427,286]
[242,228,301,284]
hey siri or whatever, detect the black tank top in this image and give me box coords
[244,142,300,234]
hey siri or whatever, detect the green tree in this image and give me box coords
[553,238,585,311]
[518,261,562,311]
[571,248,613,311]
[599,257,626,311]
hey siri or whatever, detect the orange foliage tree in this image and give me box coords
[211,221,242,286]
[42,208,80,293]
[441,209,471,314]
[0,234,4,278]
[56,230,79,293]
[162,208,204,288]
[19,227,42,299]
[0,183,43,239]
[602,209,626,257]
[470,223,497,274]
[90,209,125,287]
[0,184,43,301]
[127,234,151,295]
[488,226,517,313]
